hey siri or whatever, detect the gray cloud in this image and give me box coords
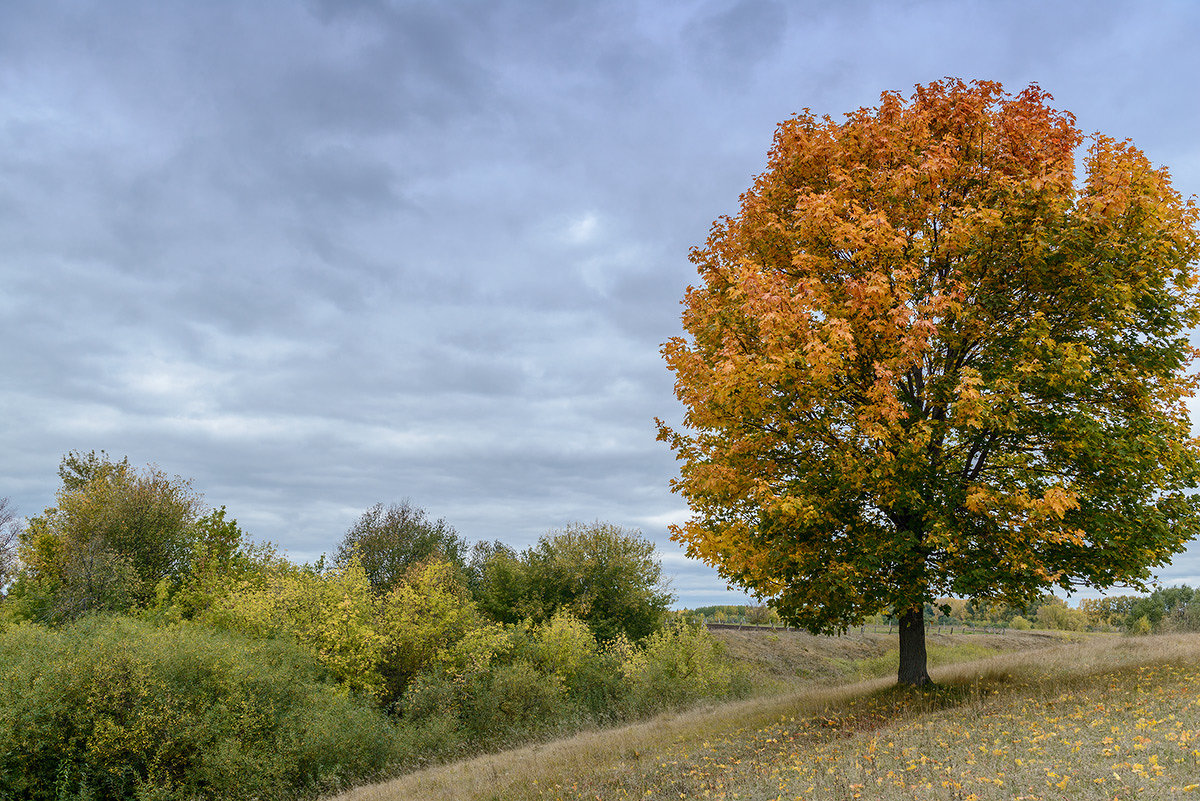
[2,0,1198,607]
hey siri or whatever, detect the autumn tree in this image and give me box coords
[18,452,204,619]
[659,79,1200,685]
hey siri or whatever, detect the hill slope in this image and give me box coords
[330,628,1135,801]
[709,625,1077,685]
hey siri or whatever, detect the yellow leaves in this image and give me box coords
[953,367,986,428]
[200,556,493,704]
[964,486,995,515]
[1036,486,1080,521]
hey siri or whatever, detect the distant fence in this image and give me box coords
[702,621,1011,635]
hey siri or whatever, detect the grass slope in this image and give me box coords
[710,626,1077,686]
[330,629,1112,801]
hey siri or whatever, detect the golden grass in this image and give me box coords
[329,633,1200,801]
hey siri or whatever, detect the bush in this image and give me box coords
[622,620,744,712]
[522,611,599,682]
[1009,615,1032,630]
[474,522,674,642]
[0,616,400,800]
[514,611,625,720]
[202,556,388,698]
[201,556,493,709]
[1034,603,1087,631]
[465,660,569,742]
[395,612,747,753]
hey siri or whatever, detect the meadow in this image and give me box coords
[332,632,1200,801]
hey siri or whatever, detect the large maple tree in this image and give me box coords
[659,79,1200,685]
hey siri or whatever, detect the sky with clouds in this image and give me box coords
[2,0,1199,607]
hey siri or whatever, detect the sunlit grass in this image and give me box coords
[332,633,1200,801]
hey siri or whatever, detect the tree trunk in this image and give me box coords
[898,606,931,686]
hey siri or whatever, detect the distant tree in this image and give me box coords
[744,604,779,625]
[335,501,467,594]
[0,497,21,591]
[57,449,129,492]
[1034,601,1087,631]
[468,523,673,641]
[1074,594,1142,630]
[1126,585,1199,632]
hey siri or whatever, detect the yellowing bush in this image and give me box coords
[202,556,497,708]
[623,621,740,710]
[524,611,599,681]
[0,616,399,801]
[203,557,386,697]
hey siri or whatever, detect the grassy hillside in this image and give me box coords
[330,628,1137,801]
[709,626,1078,686]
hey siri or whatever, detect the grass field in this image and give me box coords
[710,626,1079,687]
[328,629,1179,801]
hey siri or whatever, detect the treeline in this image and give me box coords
[0,452,747,801]
[688,590,1200,635]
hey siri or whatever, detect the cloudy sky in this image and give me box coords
[2,1,1199,607]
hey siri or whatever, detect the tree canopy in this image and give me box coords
[334,500,468,594]
[659,79,1200,684]
[18,452,204,620]
[470,522,674,641]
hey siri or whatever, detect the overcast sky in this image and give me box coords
[2,1,1199,607]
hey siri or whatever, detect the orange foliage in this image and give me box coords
[659,79,1200,641]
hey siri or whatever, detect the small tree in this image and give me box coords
[56,449,129,492]
[335,501,467,594]
[0,497,22,592]
[17,453,204,618]
[521,522,674,641]
[660,79,1200,685]
[1034,601,1087,631]
[471,523,674,641]
[468,540,530,625]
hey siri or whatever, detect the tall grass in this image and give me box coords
[331,633,1200,801]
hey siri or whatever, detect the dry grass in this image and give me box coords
[328,677,892,801]
[594,634,1200,801]
[711,627,1078,686]
[328,629,1124,801]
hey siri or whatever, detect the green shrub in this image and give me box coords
[0,616,400,800]
[622,620,743,712]
[521,611,598,682]
[1009,615,1032,630]
[466,660,569,742]
[396,613,747,752]
[471,522,673,641]
[1034,603,1087,631]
